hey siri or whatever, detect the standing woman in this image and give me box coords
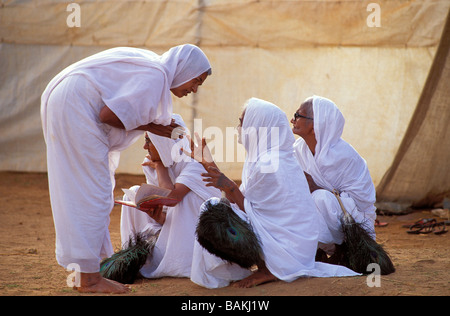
[41,44,211,293]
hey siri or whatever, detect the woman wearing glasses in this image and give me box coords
[292,96,377,264]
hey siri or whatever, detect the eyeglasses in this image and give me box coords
[293,112,313,120]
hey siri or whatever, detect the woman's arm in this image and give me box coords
[149,161,191,205]
[304,172,323,193]
[167,183,191,202]
[152,162,174,190]
[99,105,181,138]
[99,105,125,128]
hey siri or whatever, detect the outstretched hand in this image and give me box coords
[181,132,245,211]
[181,132,217,171]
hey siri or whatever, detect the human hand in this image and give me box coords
[141,154,163,169]
[138,205,166,225]
[147,119,185,139]
[181,132,216,171]
[201,165,236,193]
[202,165,243,207]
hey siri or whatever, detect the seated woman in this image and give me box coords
[120,114,221,279]
[291,96,377,260]
[185,98,359,289]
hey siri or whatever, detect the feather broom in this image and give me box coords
[100,232,157,284]
[196,197,263,269]
[333,190,395,275]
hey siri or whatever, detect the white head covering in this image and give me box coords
[294,96,376,215]
[239,98,324,282]
[241,98,294,173]
[161,44,212,89]
[146,114,190,168]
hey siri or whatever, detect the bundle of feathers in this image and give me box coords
[196,197,263,269]
[334,191,395,275]
[100,232,157,284]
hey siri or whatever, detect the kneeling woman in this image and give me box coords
[186,98,358,288]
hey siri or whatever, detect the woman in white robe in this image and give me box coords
[120,114,221,279]
[188,98,359,289]
[292,96,377,254]
[40,44,212,293]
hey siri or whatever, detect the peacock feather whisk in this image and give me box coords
[333,190,395,275]
[100,232,157,284]
[196,197,263,269]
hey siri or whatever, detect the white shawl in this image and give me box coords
[293,96,376,217]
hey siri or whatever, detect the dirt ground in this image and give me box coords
[0,171,449,296]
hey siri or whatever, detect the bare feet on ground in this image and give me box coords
[74,272,131,294]
[232,265,277,288]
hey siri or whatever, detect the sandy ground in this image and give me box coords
[0,171,449,296]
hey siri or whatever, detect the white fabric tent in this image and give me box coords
[1,0,449,207]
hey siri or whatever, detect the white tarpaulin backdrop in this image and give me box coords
[1,0,449,206]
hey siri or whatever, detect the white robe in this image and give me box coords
[120,114,221,278]
[293,96,377,246]
[191,98,359,288]
[41,45,211,273]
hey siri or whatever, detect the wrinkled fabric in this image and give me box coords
[44,75,115,272]
[164,45,212,89]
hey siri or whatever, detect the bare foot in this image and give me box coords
[232,265,277,288]
[75,272,131,294]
